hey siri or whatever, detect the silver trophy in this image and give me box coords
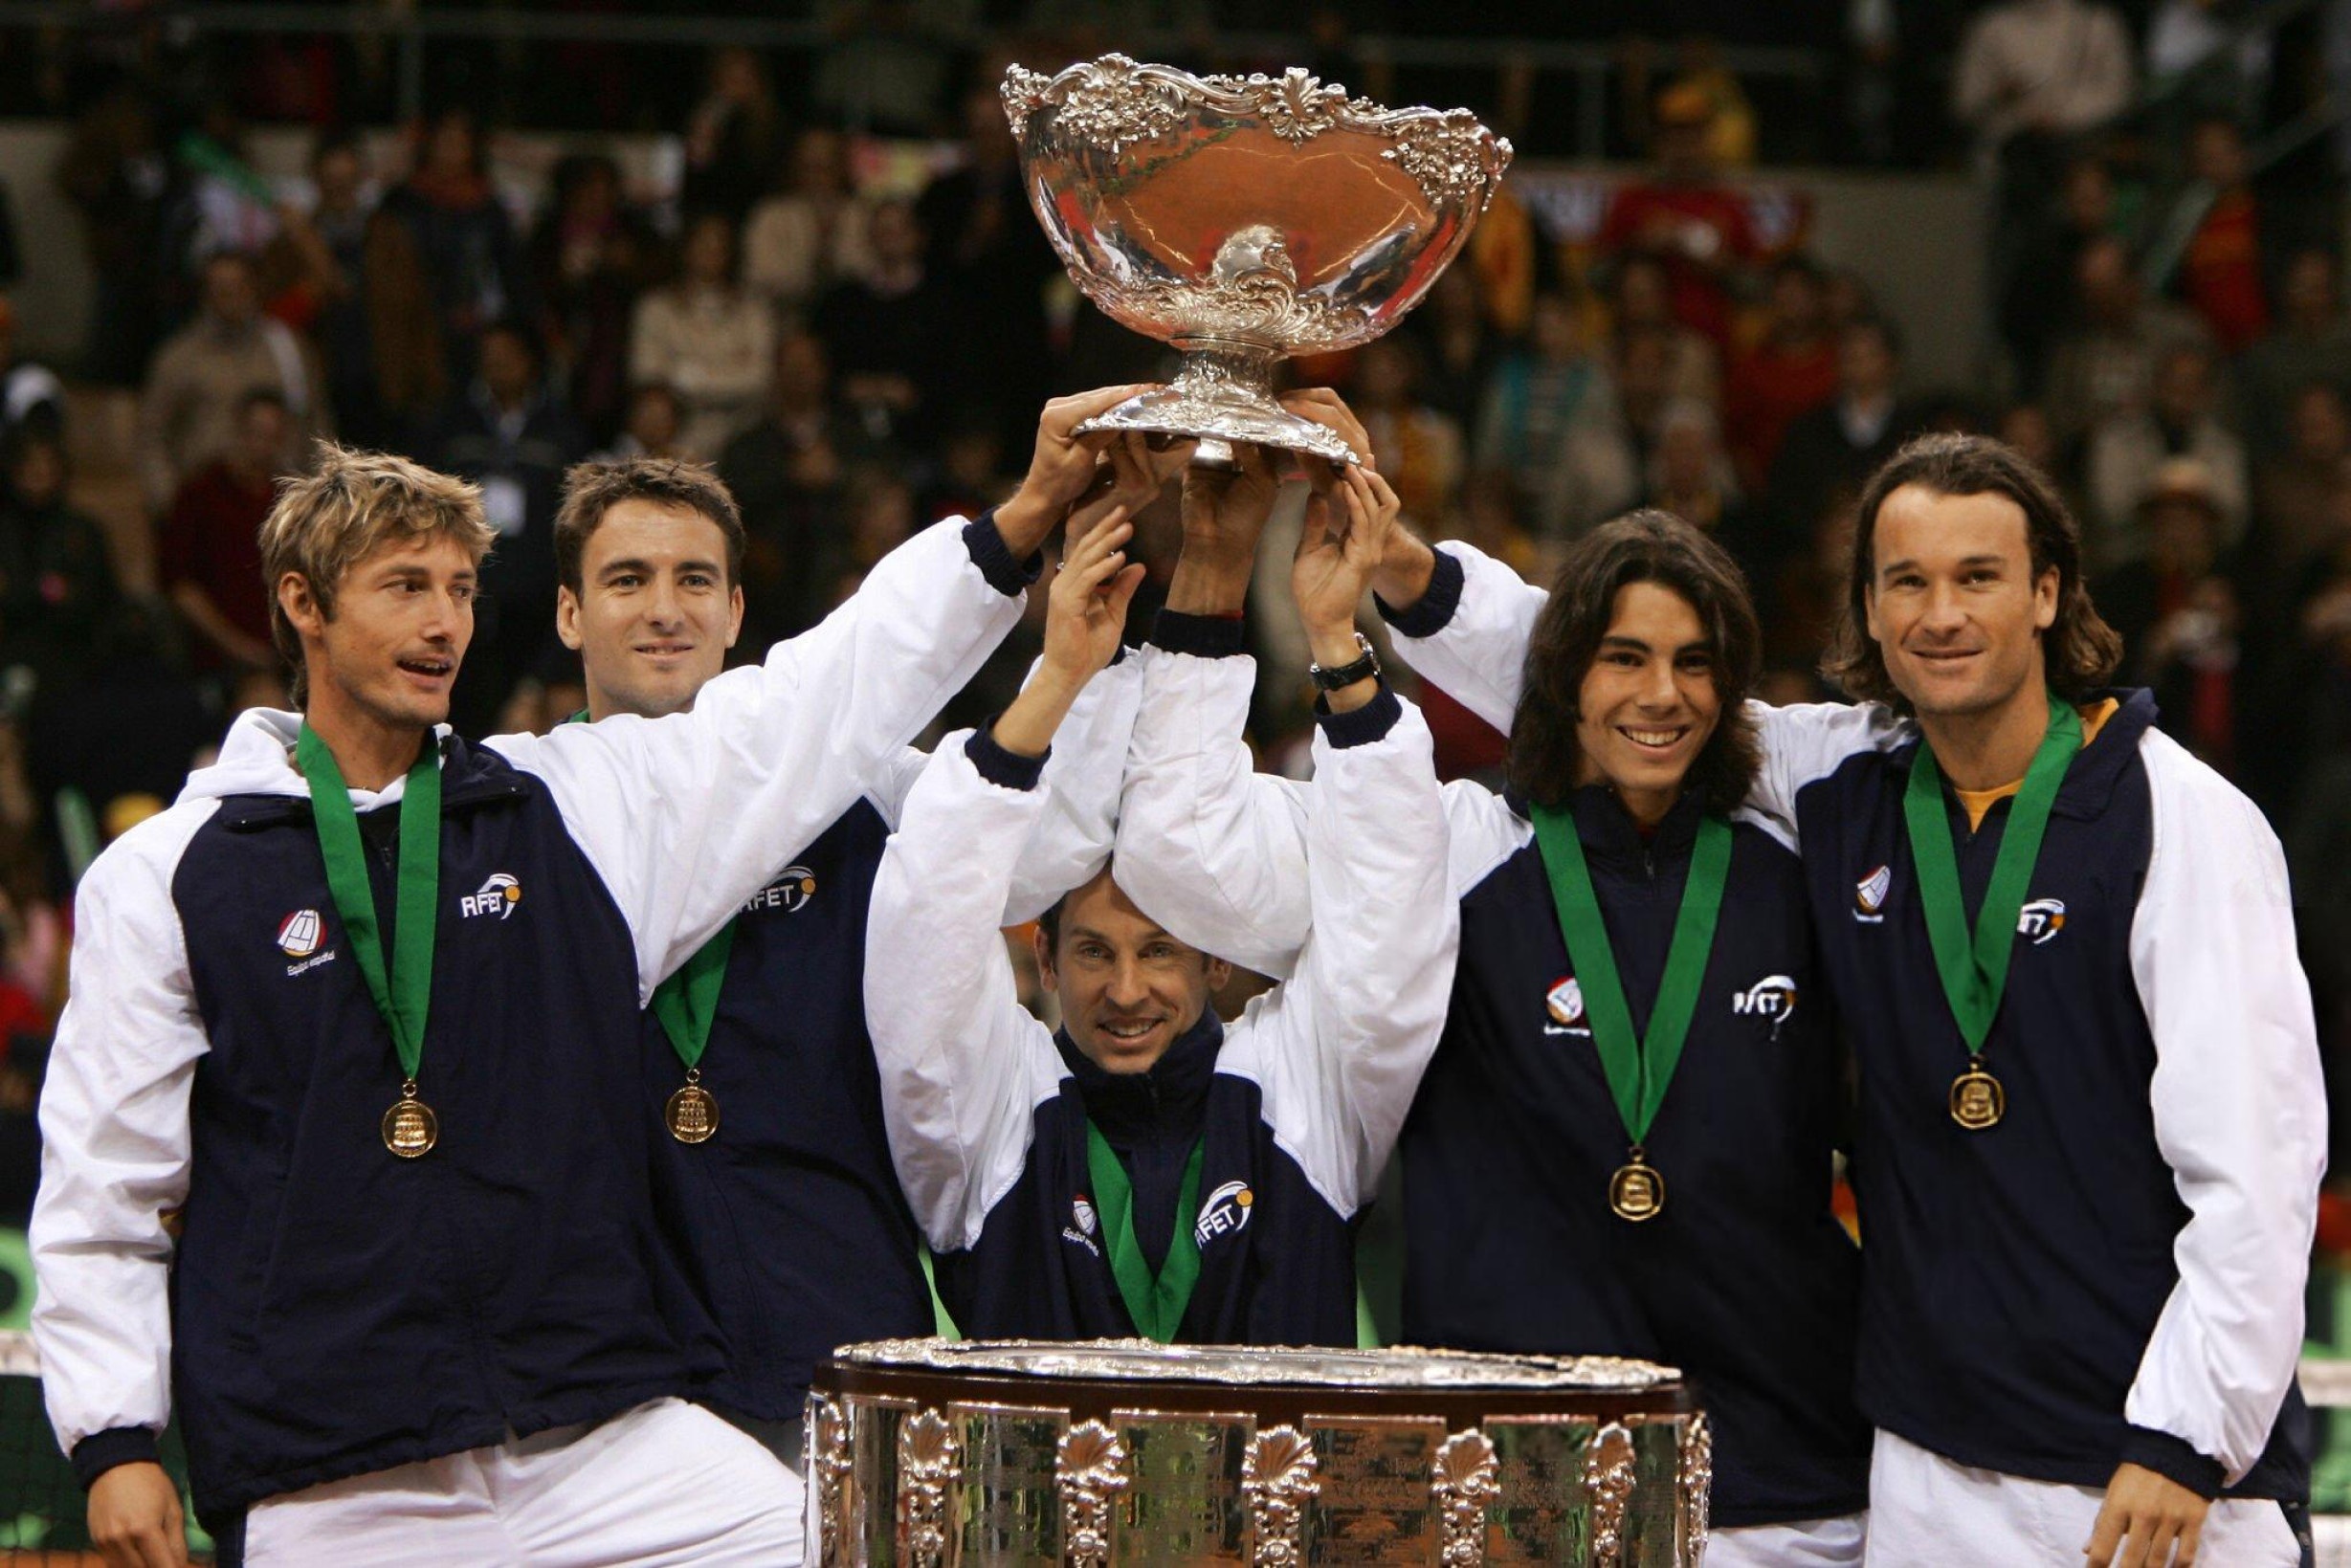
[1003,55,1513,467]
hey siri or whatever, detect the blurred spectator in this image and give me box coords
[1612,325,1681,486]
[918,84,1062,458]
[2044,235,2212,446]
[269,132,401,450]
[917,410,1008,528]
[137,251,325,512]
[598,383,687,464]
[2147,0,2273,118]
[1354,339,1464,527]
[2239,248,2351,457]
[175,101,278,269]
[1952,0,2135,158]
[422,320,586,735]
[1596,83,1761,350]
[681,47,782,226]
[743,126,876,321]
[383,106,528,387]
[25,599,214,844]
[1647,397,1763,573]
[159,387,287,678]
[1475,290,1638,541]
[1608,253,1721,407]
[531,152,656,450]
[0,429,118,694]
[720,330,863,644]
[1725,255,1839,492]
[1846,0,1901,166]
[2253,382,2351,568]
[2095,458,2247,775]
[0,299,62,445]
[1665,38,1760,170]
[2000,155,2124,398]
[2173,117,2269,354]
[56,82,171,386]
[823,465,918,611]
[817,197,953,452]
[1408,268,1500,439]
[628,211,774,461]
[1769,316,1925,538]
[2086,341,2247,565]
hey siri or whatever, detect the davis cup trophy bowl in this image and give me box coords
[807,1337,1711,1565]
[1003,55,1514,468]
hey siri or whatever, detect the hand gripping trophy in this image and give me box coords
[1003,54,1512,468]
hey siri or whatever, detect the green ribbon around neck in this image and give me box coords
[1084,1124,1206,1343]
[296,725,440,1083]
[1528,805,1733,1148]
[1902,696,2082,1057]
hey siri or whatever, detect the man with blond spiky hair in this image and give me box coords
[30,430,1076,1564]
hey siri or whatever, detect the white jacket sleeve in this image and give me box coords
[1379,541,1545,731]
[29,804,215,1466]
[1220,689,1458,1213]
[2122,732,2326,1486]
[489,514,1028,999]
[863,651,1142,923]
[865,733,1065,1255]
[1113,642,1312,981]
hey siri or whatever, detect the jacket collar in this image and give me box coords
[1890,688,2156,823]
[1056,1009,1223,1146]
[1512,781,1707,873]
[188,708,523,825]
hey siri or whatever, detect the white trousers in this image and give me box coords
[243,1397,805,1567]
[1865,1428,2300,1567]
[1712,1511,1868,1565]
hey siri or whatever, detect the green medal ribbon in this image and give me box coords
[296,724,441,1093]
[1902,696,2082,1058]
[649,922,737,1073]
[1084,1123,1206,1343]
[1530,804,1733,1204]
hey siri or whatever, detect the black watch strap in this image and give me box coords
[1309,631,1382,693]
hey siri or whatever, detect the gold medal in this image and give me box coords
[1949,1064,2006,1131]
[665,1070,719,1144]
[1608,1151,1664,1222]
[382,1080,438,1158]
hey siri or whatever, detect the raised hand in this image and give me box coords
[991,511,1146,761]
[1067,431,1193,550]
[1279,387,1376,471]
[996,386,1164,556]
[1294,463,1402,653]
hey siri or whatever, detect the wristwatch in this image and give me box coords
[1309,631,1382,693]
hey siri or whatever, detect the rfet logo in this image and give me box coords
[1854,865,1892,923]
[1733,975,1799,1022]
[1542,976,1588,1037]
[1194,1181,1253,1247]
[277,909,322,958]
[459,873,521,920]
[742,867,817,915]
[2017,897,2066,945]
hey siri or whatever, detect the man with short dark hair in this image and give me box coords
[1358,431,2321,1566]
[161,387,289,677]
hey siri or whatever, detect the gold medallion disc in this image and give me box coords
[1949,1065,2006,1131]
[666,1079,720,1144]
[383,1087,438,1158]
[1608,1159,1665,1222]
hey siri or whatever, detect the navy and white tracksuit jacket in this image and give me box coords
[643,653,1141,1423]
[1112,619,1872,1530]
[29,515,1031,1528]
[865,629,1457,1346]
[1379,539,2325,1507]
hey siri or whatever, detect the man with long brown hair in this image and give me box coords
[1355,431,2320,1566]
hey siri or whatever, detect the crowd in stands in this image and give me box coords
[0,1,2335,1213]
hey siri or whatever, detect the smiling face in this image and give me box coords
[284,531,477,733]
[557,497,743,719]
[1036,869,1231,1075]
[1571,580,1721,823]
[1863,483,2057,720]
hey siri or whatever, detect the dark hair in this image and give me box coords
[1036,892,1066,954]
[1823,431,2122,707]
[1505,509,1763,814]
[553,457,745,597]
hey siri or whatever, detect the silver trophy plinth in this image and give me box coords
[1003,55,1513,467]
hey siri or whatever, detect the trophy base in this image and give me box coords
[1075,340,1363,470]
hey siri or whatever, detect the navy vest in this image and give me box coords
[935,1016,1359,1347]
[167,738,708,1523]
[1794,692,2308,1498]
[642,801,932,1421]
[1402,787,1871,1528]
